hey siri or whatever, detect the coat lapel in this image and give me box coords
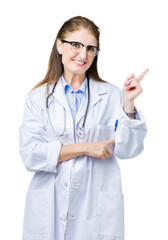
[48,77,108,126]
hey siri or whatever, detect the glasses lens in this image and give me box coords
[86,46,97,57]
[71,42,82,54]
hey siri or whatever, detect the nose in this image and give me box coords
[79,46,87,59]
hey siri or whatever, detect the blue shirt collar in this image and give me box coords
[61,74,87,94]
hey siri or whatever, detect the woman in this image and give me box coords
[19,16,148,240]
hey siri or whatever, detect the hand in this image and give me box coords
[122,69,149,112]
[85,139,115,160]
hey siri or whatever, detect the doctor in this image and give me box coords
[19,16,148,240]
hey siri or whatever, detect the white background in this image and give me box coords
[0,0,167,239]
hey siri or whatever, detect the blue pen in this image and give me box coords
[114,119,118,132]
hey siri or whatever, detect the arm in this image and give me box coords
[58,143,86,163]
[58,139,115,163]
[114,69,148,159]
[114,107,147,159]
[19,93,62,173]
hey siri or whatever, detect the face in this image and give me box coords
[57,28,98,77]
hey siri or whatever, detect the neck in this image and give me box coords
[63,72,86,90]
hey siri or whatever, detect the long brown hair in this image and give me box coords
[32,16,105,92]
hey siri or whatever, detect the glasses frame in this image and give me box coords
[61,40,100,57]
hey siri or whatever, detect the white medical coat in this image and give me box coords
[19,77,147,240]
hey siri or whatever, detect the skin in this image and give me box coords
[56,28,149,163]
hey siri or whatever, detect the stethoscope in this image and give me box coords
[46,76,90,139]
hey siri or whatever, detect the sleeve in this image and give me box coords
[114,104,147,160]
[19,94,62,173]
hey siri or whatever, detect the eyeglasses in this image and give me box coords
[61,40,100,57]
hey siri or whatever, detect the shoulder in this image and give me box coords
[104,81,121,94]
[26,84,47,108]
[29,84,47,98]
[91,79,121,96]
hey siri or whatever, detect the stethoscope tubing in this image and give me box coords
[81,76,90,128]
[46,81,57,109]
[46,76,90,138]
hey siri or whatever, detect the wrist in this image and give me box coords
[79,142,88,155]
[124,108,136,119]
[123,101,134,113]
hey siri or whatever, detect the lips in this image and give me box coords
[73,59,86,66]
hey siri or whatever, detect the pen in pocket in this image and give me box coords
[114,119,118,132]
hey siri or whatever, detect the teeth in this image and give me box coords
[74,60,85,65]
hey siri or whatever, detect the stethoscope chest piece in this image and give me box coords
[76,127,85,139]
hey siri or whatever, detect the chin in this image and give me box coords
[70,67,88,76]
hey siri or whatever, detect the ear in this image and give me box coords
[56,39,63,55]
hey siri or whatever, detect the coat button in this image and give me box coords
[71,183,79,189]
[64,182,68,187]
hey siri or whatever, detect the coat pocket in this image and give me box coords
[97,125,115,140]
[23,190,49,234]
[97,191,124,239]
[89,125,115,143]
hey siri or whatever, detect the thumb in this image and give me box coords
[106,139,115,146]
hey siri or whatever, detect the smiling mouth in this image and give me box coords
[73,59,86,66]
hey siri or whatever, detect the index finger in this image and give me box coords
[137,69,149,81]
[106,139,115,146]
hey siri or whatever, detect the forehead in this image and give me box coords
[65,28,97,45]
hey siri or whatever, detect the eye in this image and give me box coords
[87,46,95,52]
[72,42,81,48]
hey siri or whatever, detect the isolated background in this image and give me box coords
[0,0,167,239]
